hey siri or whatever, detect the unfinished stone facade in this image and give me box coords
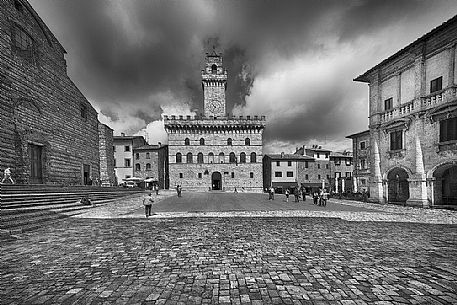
[165,51,265,192]
[354,15,457,207]
[0,0,100,185]
[98,123,115,186]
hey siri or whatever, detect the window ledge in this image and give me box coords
[437,140,457,152]
[387,149,406,159]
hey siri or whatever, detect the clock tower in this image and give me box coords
[202,49,227,117]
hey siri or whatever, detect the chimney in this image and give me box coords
[121,132,125,137]
[158,142,162,147]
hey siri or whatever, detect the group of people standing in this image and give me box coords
[313,189,329,206]
[268,185,308,203]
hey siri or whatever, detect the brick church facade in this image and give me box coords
[1,0,102,185]
[164,50,266,192]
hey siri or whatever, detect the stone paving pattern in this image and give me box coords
[1,193,457,304]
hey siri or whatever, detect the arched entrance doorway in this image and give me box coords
[433,164,457,205]
[387,168,409,204]
[212,172,222,190]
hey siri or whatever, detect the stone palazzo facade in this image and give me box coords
[165,51,265,192]
[354,15,457,207]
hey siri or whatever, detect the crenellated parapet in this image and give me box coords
[164,114,266,133]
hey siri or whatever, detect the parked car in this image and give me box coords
[125,181,136,188]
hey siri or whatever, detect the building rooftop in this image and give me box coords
[134,144,166,151]
[330,151,353,158]
[265,154,314,161]
[346,130,370,139]
[354,14,457,83]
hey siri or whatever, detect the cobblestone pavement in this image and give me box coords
[1,217,457,305]
[74,192,457,225]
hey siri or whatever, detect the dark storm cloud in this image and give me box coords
[29,0,457,151]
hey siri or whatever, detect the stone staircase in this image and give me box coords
[0,184,145,236]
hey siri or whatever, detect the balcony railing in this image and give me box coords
[379,86,457,123]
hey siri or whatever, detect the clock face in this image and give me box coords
[208,100,222,115]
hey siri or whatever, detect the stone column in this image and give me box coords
[371,138,385,203]
[448,44,456,87]
[341,178,345,193]
[406,135,429,207]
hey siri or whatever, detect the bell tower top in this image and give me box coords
[202,46,227,117]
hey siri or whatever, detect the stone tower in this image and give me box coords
[202,49,227,117]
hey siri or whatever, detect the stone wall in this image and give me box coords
[167,126,264,192]
[99,124,115,185]
[0,0,100,185]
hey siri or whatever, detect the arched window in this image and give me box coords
[227,138,232,146]
[211,64,217,74]
[197,152,204,163]
[208,152,214,163]
[186,152,193,163]
[176,153,182,163]
[135,163,140,171]
[240,152,246,163]
[250,152,256,163]
[200,138,205,145]
[146,152,150,159]
[229,152,236,163]
[146,163,151,171]
[185,138,190,146]
[219,152,225,163]
[245,138,250,146]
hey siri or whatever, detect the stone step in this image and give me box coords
[1,193,133,209]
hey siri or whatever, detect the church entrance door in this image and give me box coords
[212,172,222,190]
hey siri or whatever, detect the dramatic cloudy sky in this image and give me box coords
[30,0,457,153]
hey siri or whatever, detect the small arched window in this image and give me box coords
[211,64,217,74]
[208,152,214,163]
[227,138,232,146]
[250,152,256,163]
[185,138,190,146]
[245,138,250,146]
[219,152,225,163]
[146,152,150,159]
[146,163,151,171]
[240,152,246,163]
[229,152,236,163]
[186,152,193,163]
[176,153,182,163]
[200,138,205,145]
[197,152,204,163]
[135,163,141,171]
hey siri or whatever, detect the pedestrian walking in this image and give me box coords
[313,191,319,205]
[155,184,159,196]
[1,167,14,184]
[319,189,328,207]
[301,186,306,202]
[285,188,290,202]
[269,186,275,200]
[294,187,300,202]
[143,192,154,218]
[178,185,182,197]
